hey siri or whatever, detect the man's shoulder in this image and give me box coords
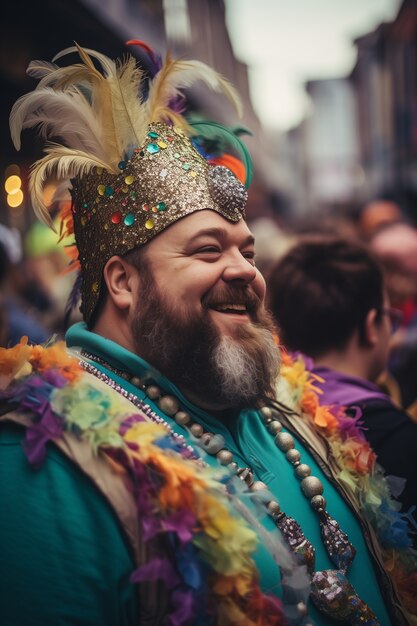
[358,398,417,431]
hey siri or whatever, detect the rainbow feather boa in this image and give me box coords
[0,338,287,626]
[277,348,417,621]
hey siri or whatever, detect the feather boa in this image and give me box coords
[0,338,287,626]
[2,338,417,621]
[277,348,417,620]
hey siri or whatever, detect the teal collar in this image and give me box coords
[65,322,241,435]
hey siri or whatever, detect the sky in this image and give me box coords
[225,0,402,131]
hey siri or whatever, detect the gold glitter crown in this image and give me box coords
[10,43,250,323]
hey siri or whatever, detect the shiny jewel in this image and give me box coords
[158,395,179,416]
[125,175,135,185]
[208,165,247,213]
[182,163,190,170]
[174,152,180,159]
[83,203,89,209]
[92,281,99,293]
[199,433,225,455]
[190,171,197,177]
[159,169,168,178]
[121,199,129,207]
[173,127,185,136]
[130,191,137,199]
[121,186,129,193]
[97,184,106,196]
[145,219,154,230]
[236,467,254,487]
[81,216,87,226]
[111,211,122,224]
[118,161,127,170]
[310,570,378,624]
[147,143,160,154]
[123,213,135,227]
[148,131,159,139]
[151,207,158,213]
[156,202,167,211]
[105,186,114,196]
[174,411,192,427]
[189,423,204,438]
[216,449,233,465]
[157,141,167,149]
[301,476,324,498]
[166,136,174,142]
[96,166,103,175]
[142,203,149,211]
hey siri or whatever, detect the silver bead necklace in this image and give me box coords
[80,351,380,625]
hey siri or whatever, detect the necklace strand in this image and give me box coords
[80,351,379,625]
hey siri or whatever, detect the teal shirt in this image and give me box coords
[65,323,393,626]
[0,422,138,626]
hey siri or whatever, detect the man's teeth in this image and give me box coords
[215,304,247,312]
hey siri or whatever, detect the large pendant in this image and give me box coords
[275,513,316,574]
[311,570,379,625]
[319,511,356,572]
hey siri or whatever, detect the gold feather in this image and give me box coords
[147,53,243,123]
[53,45,148,158]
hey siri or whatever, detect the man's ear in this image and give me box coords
[364,308,379,347]
[102,256,139,312]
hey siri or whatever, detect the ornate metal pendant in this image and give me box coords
[311,569,379,625]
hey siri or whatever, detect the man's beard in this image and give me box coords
[131,275,280,410]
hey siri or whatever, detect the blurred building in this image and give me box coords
[283,78,362,215]
[282,0,417,222]
[1,0,273,235]
[351,0,417,221]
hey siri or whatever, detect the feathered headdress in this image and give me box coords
[10,41,252,324]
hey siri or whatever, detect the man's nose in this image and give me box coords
[222,253,257,284]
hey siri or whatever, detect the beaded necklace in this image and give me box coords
[80,351,380,625]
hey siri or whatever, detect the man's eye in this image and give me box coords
[197,247,220,254]
[243,251,256,264]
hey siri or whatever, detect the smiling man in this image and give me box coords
[0,44,411,626]
[93,210,278,412]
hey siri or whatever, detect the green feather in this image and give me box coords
[188,120,253,188]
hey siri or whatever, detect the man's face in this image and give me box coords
[130,210,280,409]
[141,210,266,334]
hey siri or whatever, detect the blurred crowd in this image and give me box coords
[0,219,80,348]
[253,197,417,422]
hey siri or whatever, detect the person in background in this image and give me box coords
[369,221,417,413]
[0,43,414,625]
[357,198,403,242]
[0,223,50,347]
[267,235,417,541]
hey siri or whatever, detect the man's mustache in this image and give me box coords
[202,285,262,315]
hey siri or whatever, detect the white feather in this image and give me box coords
[26,60,59,82]
[10,87,107,159]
